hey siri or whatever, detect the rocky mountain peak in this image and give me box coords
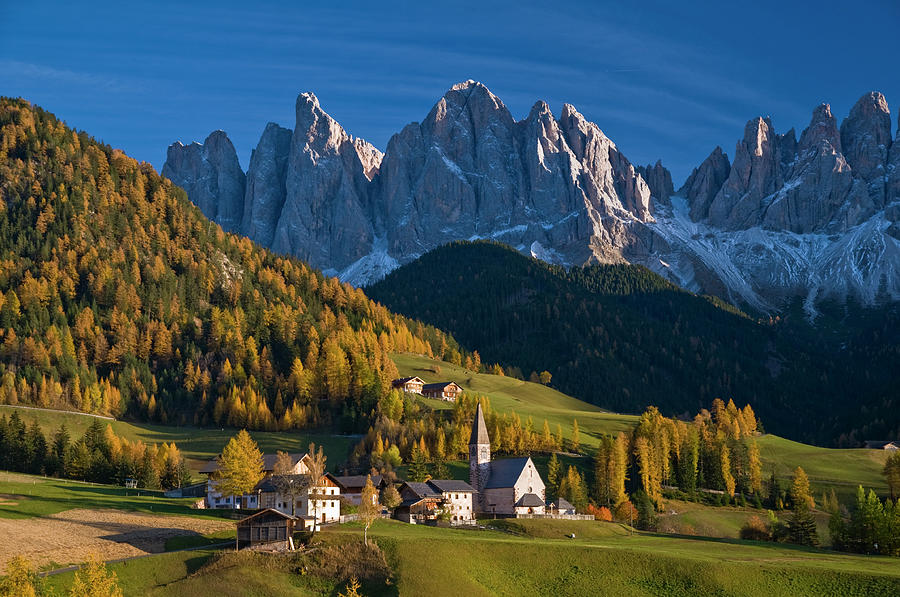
[636,160,674,204]
[680,146,731,221]
[799,103,841,154]
[840,91,892,207]
[161,130,245,232]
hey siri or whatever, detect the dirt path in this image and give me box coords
[0,509,232,573]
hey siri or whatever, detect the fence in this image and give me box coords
[513,513,595,521]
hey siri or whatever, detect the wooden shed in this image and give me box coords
[236,508,296,549]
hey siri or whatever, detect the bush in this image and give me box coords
[586,504,612,521]
[739,515,770,541]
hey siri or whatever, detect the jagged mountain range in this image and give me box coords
[163,82,900,315]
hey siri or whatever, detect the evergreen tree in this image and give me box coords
[408,445,429,482]
[546,452,561,500]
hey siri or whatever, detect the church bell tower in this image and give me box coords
[469,403,491,510]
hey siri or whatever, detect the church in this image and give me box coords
[469,403,546,516]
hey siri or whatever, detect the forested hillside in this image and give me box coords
[367,241,899,445]
[0,98,468,432]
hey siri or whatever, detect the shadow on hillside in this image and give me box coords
[53,483,229,519]
[644,531,838,555]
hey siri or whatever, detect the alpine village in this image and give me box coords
[1,4,900,597]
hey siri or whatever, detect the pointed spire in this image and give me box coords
[470,403,490,445]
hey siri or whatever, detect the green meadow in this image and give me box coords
[0,405,356,474]
[41,519,900,597]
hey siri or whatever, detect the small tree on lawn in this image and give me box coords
[213,430,264,507]
[359,475,380,546]
[68,554,123,597]
[381,484,401,514]
[338,577,362,597]
[305,442,327,532]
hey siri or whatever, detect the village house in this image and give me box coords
[391,376,425,394]
[200,452,341,523]
[864,440,900,451]
[333,474,386,506]
[469,403,547,516]
[547,497,576,515]
[392,479,477,525]
[421,381,464,402]
[254,472,342,524]
[394,481,443,523]
[426,479,476,524]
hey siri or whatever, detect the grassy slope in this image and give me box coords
[43,520,900,597]
[391,353,639,448]
[0,405,355,474]
[0,472,225,520]
[393,353,890,501]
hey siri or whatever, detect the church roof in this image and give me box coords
[470,403,490,445]
[484,457,532,489]
[516,493,545,508]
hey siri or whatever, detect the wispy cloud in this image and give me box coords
[0,60,145,94]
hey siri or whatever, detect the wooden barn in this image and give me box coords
[236,508,297,550]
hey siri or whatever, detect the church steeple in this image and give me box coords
[469,403,491,508]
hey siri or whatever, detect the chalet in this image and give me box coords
[394,481,443,523]
[469,404,546,516]
[200,452,310,509]
[864,440,900,451]
[392,376,425,394]
[333,474,386,506]
[421,381,464,402]
[200,452,341,523]
[253,472,342,523]
[426,479,476,523]
[547,497,576,515]
[236,508,296,550]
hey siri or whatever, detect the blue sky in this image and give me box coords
[2,0,898,183]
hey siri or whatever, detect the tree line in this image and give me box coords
[0,411,190,489]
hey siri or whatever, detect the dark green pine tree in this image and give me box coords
[788,505,819,547]
[408,446,429,482]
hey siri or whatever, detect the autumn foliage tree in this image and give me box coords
[213,430,264,502]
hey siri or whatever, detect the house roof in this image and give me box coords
[332,474,384,491]
[422,381,462,392]
[236,508,295,524]
[393,376,424,385]
[470,403,490,445]
[401,481,442,499]
[200,452,308,475]
[550,497,574,510]
[254,473,311,493]
[864,440,900,449]
[484,457,532,489]
[516,493,545,508]
[427,479,475,493]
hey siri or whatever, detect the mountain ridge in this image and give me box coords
[163,82,900,316]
